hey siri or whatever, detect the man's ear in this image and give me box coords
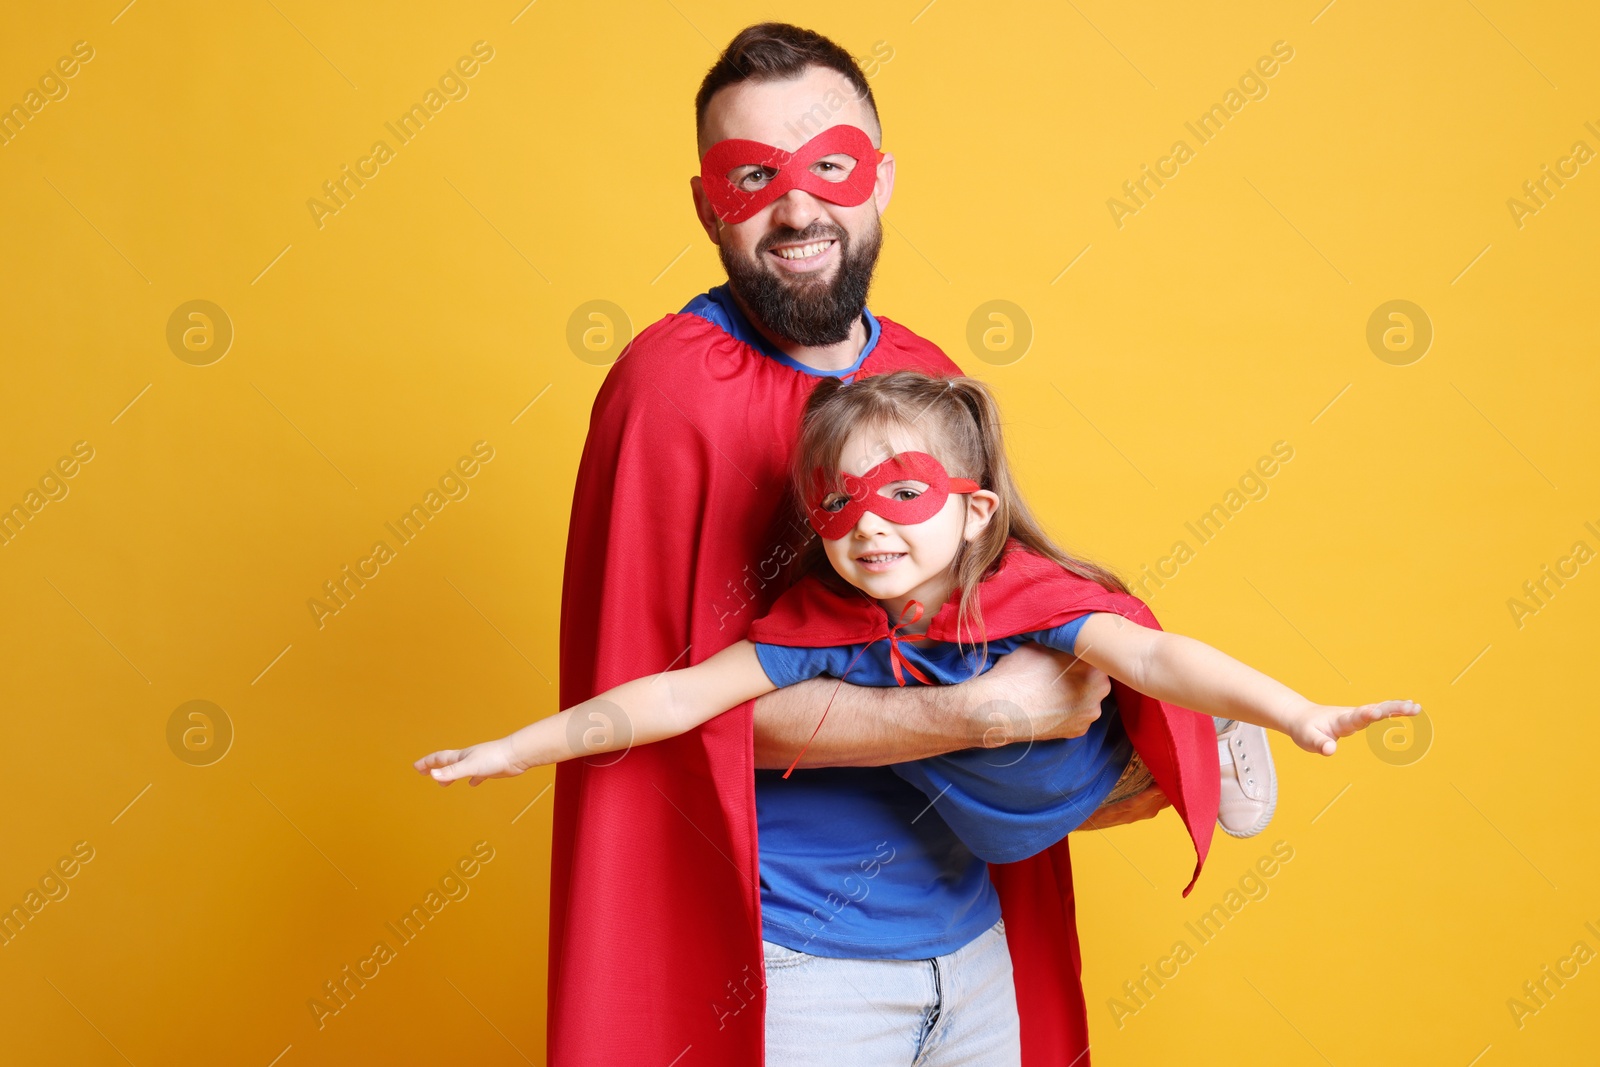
[689,175,723,245]
[963,489,999,540]
[872,151,896,215]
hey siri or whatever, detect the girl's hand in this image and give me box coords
[1290,699,1422,755]
[413,737,530,786]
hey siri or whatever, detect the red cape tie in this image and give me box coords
[782,599,933,779]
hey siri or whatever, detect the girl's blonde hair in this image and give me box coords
[789,369,1129,669]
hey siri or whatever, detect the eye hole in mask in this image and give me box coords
[806,451,979,540]
[700,124,884,224]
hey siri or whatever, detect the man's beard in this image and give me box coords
[719,215,883,347]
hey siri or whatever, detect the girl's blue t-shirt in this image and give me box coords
[752,614,1134,959]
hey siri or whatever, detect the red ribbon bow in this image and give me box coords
[782,599,932,779]
[885,600,933,687]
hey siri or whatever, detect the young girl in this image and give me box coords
[415,371,1419,860]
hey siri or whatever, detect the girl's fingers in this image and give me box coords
[1301,700,1424,757]
[1365,699,1422,718]
[1336,701,1422,737]
[1356,705,1390,729]
[1324,709,1371,739]
[435,754,484,778]
[1297,723,1337,755]
[417,739,517,786]
[429,752,486,784]
[431,750,507,785]
[414,749,466,773]
[1304,732,1335,755]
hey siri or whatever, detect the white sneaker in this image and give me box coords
[1216,721,1277,838]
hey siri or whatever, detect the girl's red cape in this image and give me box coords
[749,537,1219,898]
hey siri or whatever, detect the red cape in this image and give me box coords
[748,540,1219,894]
[551,309,1215,1066]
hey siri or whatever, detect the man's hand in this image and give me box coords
[1074,786,1171,832]
[975,643,1111,745]
[751,640,1113,769]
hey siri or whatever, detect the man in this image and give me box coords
[550,22,1218,1066]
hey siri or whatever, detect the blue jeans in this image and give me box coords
[763,918,1022,1066]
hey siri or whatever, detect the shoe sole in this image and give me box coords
[1219,729,1278,839]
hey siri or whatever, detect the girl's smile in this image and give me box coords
[819,424,998,625]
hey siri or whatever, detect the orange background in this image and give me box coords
[2,1,1596,1064]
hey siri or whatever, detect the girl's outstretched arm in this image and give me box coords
[414,640,777,785]
[1072,613,1420,755]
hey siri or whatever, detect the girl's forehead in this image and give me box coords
[838,422,931,475]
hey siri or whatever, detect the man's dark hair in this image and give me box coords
[694,23,881,149]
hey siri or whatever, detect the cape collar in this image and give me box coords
[748,538,1125,648]
[678,283,882,379]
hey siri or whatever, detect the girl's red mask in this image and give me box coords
[806,451,980,540]
[699,124,884,224]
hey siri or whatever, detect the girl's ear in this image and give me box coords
[963,490,1000,541]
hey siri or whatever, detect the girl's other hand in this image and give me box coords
[413,738,528,786]
[1292,699,1422,756]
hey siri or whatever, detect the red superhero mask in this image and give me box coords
[699,124,884,224]
[806,451,980,540]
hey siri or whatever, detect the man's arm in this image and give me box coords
[752,643,1111,769]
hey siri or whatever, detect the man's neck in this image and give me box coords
[728,287,867,373]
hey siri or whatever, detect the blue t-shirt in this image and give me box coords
[679,284,1131,959]
[752,614,1133,959]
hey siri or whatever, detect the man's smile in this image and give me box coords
[767,237,837,273]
